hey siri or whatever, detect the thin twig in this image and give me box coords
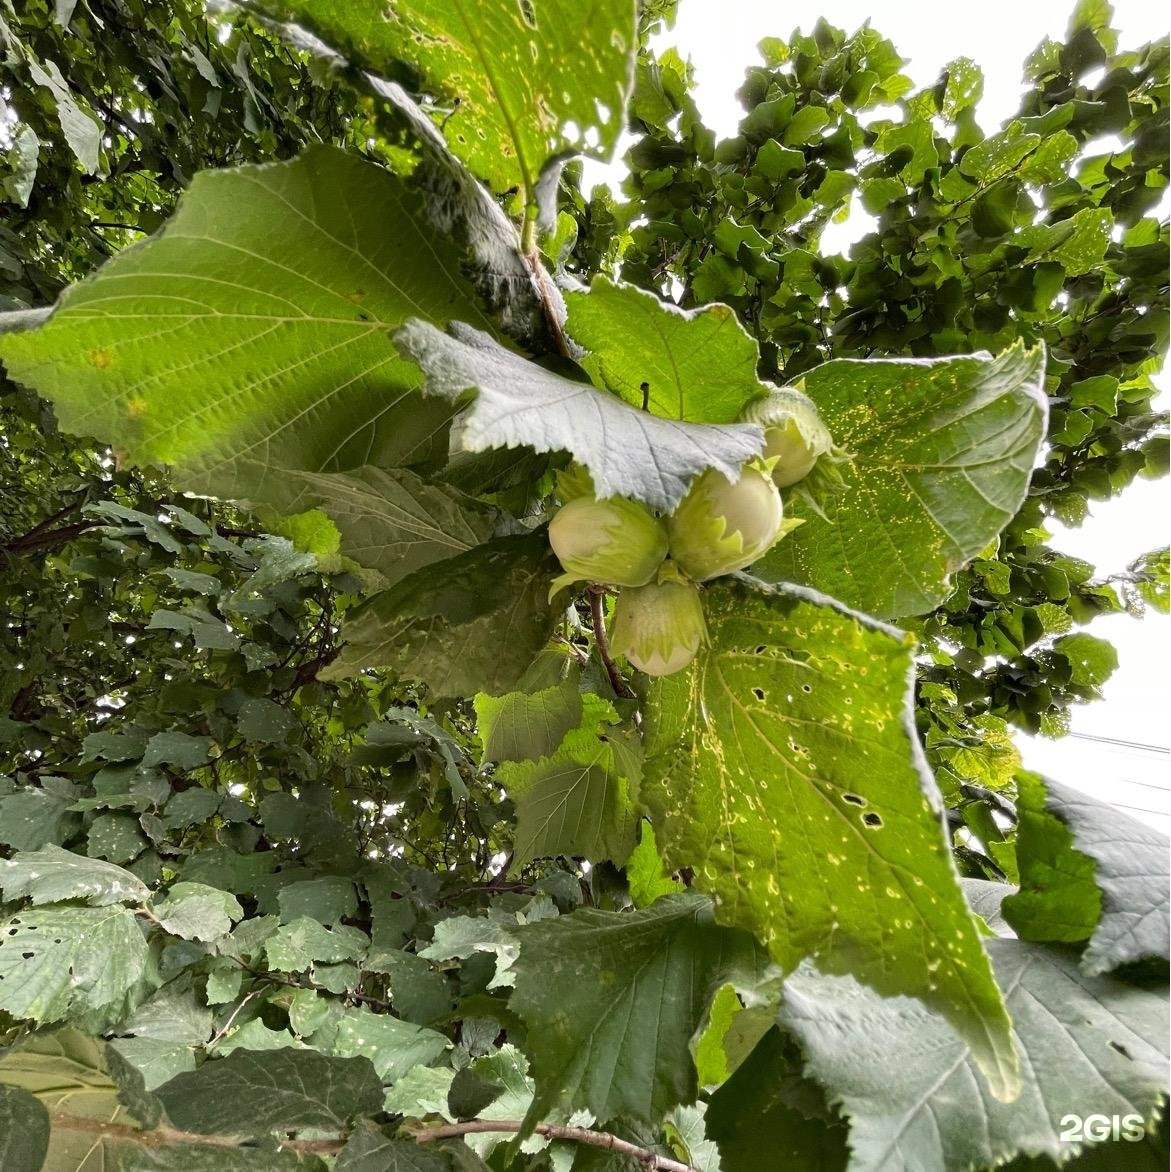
[589,586,631,698]
[415,1119,694,1171]
[240,965,394,1013]
[205,987,267,1053]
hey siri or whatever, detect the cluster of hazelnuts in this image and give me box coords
[548,387,836,677]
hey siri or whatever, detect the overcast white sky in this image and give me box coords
[599,1,1171,830]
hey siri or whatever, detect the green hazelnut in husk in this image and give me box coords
[548,494,668,588]
[667,464,783,582]
[739,386,834,488]
[611,569,707,677]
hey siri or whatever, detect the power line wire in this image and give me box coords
[1109,800,1170,818]
[1068,731,1169,754]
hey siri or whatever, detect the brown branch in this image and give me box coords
[415,1119,694,1171]
[47,1114,343,1155]
[2,519,101,556]
[589,585,632,699]
[290,645,340,690]
[47,1113,694,1170]
[205,987,267,1053]
[525,250,571,358]
[10,496,86,541]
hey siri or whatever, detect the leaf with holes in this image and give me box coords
[643,576,1016,1099]
[0,905,150,1023]
[757,343,1047,620]
[0,844,149,906]
[396,319,764,512]
[0,146,491,504]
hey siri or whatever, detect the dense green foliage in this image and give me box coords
[0,1,1167,1169]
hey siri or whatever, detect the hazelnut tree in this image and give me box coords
[0,1,1167,1169]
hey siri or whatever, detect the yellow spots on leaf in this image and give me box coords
[87,347,113,368]
[126,397,148,420]
[345,289,366,304]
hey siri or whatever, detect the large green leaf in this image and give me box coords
[779,937,1170,1172]
[0,905,150,1022]
[0,843,149,906]
[155,1047,382,1135]
[758,344,1047,620]
[0,1030,152,1170]
[396,319,764,512]
[323,1006,451,1083]
[1006,774,1170,976]
[258,0,636,204]
[509,893,764,1126]
[1001,771,1101,945]
[252,465,498,585]
[325,532,560,698]
[0,146,491,502]
[643,576,1017,1099]
[564,277,768,423]
[497,697,642,868]
[474,677,584,765]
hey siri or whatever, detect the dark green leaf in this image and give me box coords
[156,1048,382,1135]
[706,1029,848,1172]
[1008,775,1170,976]
[0,1084,50,1172]
[510,893,763,1125]
[326,533,560,698]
